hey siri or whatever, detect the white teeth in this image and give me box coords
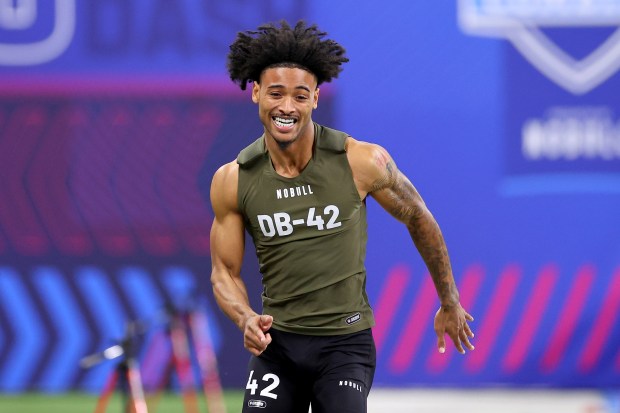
[274,117,295,128]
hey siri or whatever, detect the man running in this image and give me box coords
[210,20,475,413]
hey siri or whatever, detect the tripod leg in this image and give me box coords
[94,369,119,413]
[189,310,227,413]
[141,329,172,413]
[127,358,149,413]
[170,316,200,413]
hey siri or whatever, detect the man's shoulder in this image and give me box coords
[212,160,239,188]
[210,160,239,213]
[316,124,380,156]
[237,136,266,168]
[345,137,394,192]
[316,123,348,153]
[345,136,384,160]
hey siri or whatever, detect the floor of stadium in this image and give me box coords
[367,388,619,413]
[1,388,618,412]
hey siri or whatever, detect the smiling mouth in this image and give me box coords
[273,116,296,129]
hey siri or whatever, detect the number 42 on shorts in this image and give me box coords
[246,370,280,399]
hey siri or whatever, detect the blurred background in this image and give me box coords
[0,0,619,412]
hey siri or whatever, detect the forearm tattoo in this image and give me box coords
[371,157,459,306]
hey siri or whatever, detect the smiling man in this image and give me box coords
[209,20,475,413]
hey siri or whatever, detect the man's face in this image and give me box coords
[252,67,319,148]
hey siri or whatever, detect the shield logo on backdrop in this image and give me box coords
[0,0,76,65]
[458,0,620,95]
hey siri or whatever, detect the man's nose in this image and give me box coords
[279,97,295,114]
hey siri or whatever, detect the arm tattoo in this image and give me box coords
[369,150,397,193]
[375,165,459,306]
[371,159,423,222]
[369,162,396,193]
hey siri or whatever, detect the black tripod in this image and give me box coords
[81,303,226,413]
[81,321,149,413]
[140,303,226,413]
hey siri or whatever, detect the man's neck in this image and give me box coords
[265,124,315,178]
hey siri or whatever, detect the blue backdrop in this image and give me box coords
[0,0,618,391]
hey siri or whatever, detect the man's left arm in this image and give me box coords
[348,138,475,354]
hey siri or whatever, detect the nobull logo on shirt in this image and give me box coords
[458,0,620,95]
[276,185,314,200]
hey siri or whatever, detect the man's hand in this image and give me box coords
[243,314,273,356]
[434,304,475,354]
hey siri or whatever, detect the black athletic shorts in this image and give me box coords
[241,328,376,413]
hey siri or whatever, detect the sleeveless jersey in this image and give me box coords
[237,123,375,335]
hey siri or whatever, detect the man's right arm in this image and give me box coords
[210,162,272,356]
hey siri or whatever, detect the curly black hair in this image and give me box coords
[227,20,349,90]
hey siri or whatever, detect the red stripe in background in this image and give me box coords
[540,264,596,373]
[426,263,484,373]
[0,75,335,98]
[502,264,559,373]
[372,264,411,355]
[465,264,521,373]
[577,267,620,373]
[0,75,244,97]
[388,275,437,374]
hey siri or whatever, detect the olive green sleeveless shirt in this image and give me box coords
[237,123,375,335]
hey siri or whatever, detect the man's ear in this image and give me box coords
[313,87,320,109]
[252,82,260,104]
